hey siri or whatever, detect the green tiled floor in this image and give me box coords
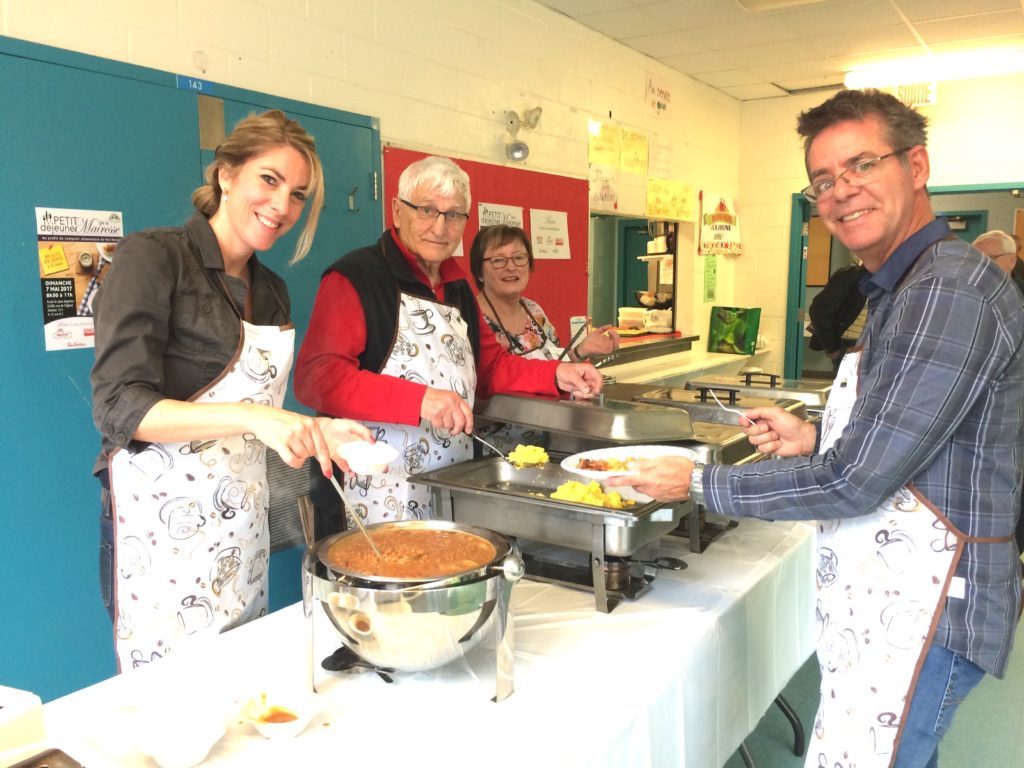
[724,620,1024,768]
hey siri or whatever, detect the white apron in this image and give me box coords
[341,292,476,524]
[808,350,968,768]
[109,319,294,671]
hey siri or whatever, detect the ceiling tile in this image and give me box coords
[894,0,1021,24]
[532,0,1024,101]
[566,7,663,38]
[915,11,1024,45]
[716,82,791,100]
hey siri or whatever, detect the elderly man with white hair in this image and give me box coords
[972,229,1023,289]
[295,155,602,532]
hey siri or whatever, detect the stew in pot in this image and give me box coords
[325,528,497,579]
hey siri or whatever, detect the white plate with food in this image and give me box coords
[560,445,701,479]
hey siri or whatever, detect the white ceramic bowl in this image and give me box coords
[135,703,226,768]
[337,440,399,475]
[240,691,319,740]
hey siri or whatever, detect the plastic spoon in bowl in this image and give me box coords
[707,388,754,426]
[328,472,382,559]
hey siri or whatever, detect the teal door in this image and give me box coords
[0,36,380,701]
[618,219,651,311]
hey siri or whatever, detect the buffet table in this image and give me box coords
[40,519,816,768]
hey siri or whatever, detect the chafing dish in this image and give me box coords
[685,370,832,416]
[418,456,686,613]
[598,383,808,552]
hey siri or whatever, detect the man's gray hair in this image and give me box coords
[972,230,1017,255]
[397,156,471,209]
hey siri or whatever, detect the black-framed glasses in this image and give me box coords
[484,253,530,269]
[802,148,911,203]
[399,198,469,225]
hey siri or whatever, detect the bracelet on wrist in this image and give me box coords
[572,343,588,361]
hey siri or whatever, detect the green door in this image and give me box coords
[0,36,381,701]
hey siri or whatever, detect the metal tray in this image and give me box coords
[417,456,686,557]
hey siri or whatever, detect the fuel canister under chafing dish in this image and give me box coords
[684,371,831,417]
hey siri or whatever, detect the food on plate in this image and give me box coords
[325,528,497,579]
[507,444,549,468]
[551,480,636,509]
[575,456,639,472]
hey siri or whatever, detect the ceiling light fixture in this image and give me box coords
[844,48,1024,89]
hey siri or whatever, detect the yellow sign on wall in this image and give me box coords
[646,178,695,221]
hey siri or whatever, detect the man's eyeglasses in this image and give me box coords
[484,253,530,269]
[399,198,469,225]
[802,148,912,203]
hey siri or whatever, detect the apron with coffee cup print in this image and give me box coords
[108,319,294,671]
[341,292,476,525]
[808,349,978,768]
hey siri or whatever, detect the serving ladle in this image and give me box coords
[328,472,383,559]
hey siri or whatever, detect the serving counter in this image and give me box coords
[39,519,816,768]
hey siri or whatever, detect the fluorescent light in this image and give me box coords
[844,48,1024,89]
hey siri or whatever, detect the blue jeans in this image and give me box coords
[892,642,986,768]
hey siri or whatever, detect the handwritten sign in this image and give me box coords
[647,178,695,221]
[39,244,68,275]
[646,74,672,118]
[619,129,649,175]
[588,123,620,167]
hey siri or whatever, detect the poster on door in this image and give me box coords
[36,206,123,351]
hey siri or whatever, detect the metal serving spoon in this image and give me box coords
[470,432,513,463]
[471,433,548,468]
[328,472,383,559]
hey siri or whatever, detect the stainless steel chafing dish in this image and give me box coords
[599,383,809,552]
[418,455,687,612]
[684,370,832,417]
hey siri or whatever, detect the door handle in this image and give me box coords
[348,186,359,213]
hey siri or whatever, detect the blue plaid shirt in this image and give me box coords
[705,219,1024,676]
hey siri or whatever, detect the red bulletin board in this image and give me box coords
[383,146,589,342]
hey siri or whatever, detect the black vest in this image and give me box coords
[323,231,482,373]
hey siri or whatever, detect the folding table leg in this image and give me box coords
[774,694,806,757]
[737,742,755,768]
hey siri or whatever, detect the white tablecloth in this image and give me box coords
[41,519,816,768]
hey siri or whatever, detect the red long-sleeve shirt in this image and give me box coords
[294,232,560,424]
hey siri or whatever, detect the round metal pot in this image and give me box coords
[303,520,524,672]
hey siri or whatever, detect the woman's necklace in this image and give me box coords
[481,289,529,354]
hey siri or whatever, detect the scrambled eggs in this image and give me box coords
[550,480,636,509]
[507,444,549,468]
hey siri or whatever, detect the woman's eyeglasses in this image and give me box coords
[484,253,530,269]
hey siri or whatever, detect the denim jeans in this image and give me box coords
[892,642,985,768]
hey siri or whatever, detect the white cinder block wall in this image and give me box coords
[4,1,1022,375]
[1,0,742,355]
